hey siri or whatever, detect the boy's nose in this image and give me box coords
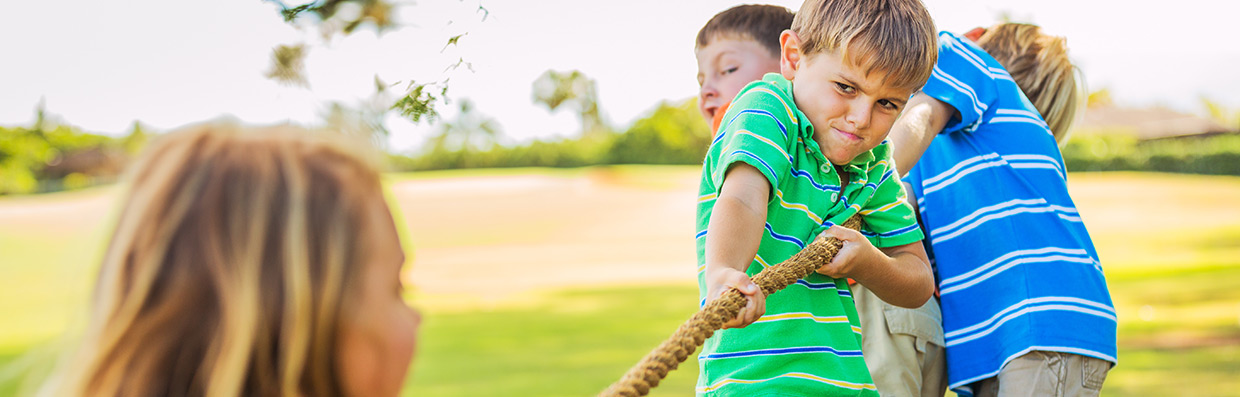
[699,82,718,101]
[845,101,872,130]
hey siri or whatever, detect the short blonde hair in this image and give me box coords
[977,23,1086,143]
[791,0,937,92]
[48,124,384,396]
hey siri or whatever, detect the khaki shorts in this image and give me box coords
[970,351,1112,397]
[853,283,948,397]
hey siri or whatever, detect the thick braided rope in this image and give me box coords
[601,216,862,396]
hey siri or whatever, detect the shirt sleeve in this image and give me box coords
[858,145,924,248]
[921,32,999,134]
[706,82,795,198]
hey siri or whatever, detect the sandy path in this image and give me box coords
[391,169,702,301]
[0,169,706,304]
[0,188,118,236]
[5,170,1238,304]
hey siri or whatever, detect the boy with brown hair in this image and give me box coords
[693,0,938,395]
[695,4,794,132]
[889,23,1115,396]
[695,5,948,396]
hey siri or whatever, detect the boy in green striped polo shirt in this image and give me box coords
[695,0,938,395]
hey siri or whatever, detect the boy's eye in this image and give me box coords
[722,66,738,75]
[878,99,899,111]
[835,82,855,94]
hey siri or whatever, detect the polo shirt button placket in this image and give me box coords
[819,163,839,202]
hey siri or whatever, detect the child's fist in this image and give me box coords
[705,267,766,329]
[814,225,881,279]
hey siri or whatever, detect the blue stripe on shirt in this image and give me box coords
[700,346,863,361]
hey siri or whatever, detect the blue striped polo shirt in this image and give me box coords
[903,32,1118,393]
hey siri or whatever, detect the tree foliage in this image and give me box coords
[606,98,711,164]
[532,70,607,137]
[1201,96,1240,131]
[392,97,712,171]
[1062,133,1240,175]
[0,109,133,195]
[1087,88,1113,109]
[263,0,484,129]
[265,44,309,87]
[427,99,502,152]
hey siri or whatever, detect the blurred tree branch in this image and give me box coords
[262,0,487,131]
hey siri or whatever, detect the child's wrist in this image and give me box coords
[704,261,747,276]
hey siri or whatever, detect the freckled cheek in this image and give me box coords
[720,78,748,101]
[871,115,898,141]
[818,92,849,121]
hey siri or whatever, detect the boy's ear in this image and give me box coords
[779,30,801,81]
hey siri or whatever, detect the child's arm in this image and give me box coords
[704,163,769,329]
[888,92,955,177]
[816,228,933,308]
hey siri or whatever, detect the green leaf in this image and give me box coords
[391,83,439,124]
[280,4,314,22]
[264,44,309,87]
[442,33,467,52]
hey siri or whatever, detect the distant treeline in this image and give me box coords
[390,98,1240,178]
[6,100,1240,196]
[1062,133,1240,176]
[0,120,146,195]
[389,98,712,171]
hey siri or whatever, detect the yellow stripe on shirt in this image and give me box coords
[698,372,878,393]
[775,190,823,225]
[742,86,800,125]
[735,130,792,161]
[753,312,850,324]
[860,201,903,215]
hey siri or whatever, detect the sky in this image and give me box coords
[2,0,1238,153]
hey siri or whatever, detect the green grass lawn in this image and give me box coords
[408,285,702,396]
[407,263,1240,396]
[5,273,1238,396]
[2,170,1239,396]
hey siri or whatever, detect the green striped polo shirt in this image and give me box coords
[694,73,924,396]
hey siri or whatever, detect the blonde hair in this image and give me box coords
[791,0,937,92]
[976,23,1086,143]
[47,124,384,396]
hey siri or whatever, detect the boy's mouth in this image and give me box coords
[704,106,719,119]
[833,128,862,142]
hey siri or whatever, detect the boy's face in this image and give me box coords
[696,35,782,123]
[779,31,914,165]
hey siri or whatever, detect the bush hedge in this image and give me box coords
[1063,133,1240,176]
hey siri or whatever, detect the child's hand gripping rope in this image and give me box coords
[600,216,863,397]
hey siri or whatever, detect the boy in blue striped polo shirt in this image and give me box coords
[889,24,1115,396]
[693,0,939,395]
